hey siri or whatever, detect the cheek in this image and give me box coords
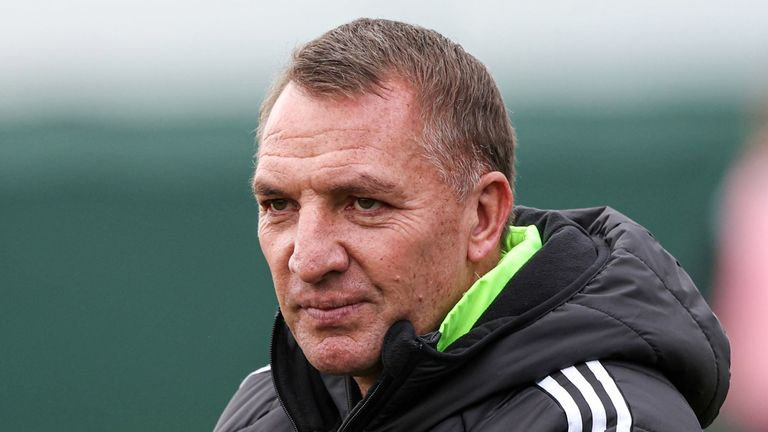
[259,224,294,268]
[396,221,469,330]
[377,237,459,308]
[258,230,294,304]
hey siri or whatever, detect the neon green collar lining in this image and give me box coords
[436,225,542,351]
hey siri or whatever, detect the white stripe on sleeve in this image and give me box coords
[586,360,632,432]
[562,366,607,432]
[537,375,583,432]
[239,364,272,389]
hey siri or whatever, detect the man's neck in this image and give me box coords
[353,371,380,397]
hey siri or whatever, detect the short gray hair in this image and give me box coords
[258,18,516,199]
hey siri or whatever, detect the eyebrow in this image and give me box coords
[251,180,284,198]
[326,173,398,196]
[252,173,399,198]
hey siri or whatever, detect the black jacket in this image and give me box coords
[215,207,730,431]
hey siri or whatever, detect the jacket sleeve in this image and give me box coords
[471,361,702,432]
[214,366,292,432]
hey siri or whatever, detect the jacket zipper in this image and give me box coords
[337,334,425,431]
[337,375,389,432]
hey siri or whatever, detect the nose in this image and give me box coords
[288,207,350,284]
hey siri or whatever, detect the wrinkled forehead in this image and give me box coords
[251,80,452,200]
[258,81,422,157]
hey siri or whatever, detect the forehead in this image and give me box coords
[258,81,421,159]
[253,81,452,198]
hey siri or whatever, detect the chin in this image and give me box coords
[305,338,381,377]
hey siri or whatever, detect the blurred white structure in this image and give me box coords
[2,0,768,119]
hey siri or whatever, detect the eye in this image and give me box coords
[262,199,295,213]
[353,197,382,211]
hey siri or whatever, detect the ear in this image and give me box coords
[467,171,514,263]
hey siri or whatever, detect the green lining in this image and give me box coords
[436,225,542,352]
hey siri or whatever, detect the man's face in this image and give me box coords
[253,81,474,379]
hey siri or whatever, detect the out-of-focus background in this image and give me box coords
[2,1,767,430]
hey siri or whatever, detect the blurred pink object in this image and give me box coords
[715,125,768,431]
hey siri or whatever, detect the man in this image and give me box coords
[216,18,729,432]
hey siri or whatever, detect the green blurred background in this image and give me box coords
[2,1,766,430]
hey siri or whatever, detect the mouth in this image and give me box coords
[300,300,367,326]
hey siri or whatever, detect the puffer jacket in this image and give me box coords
[215,206,730,431]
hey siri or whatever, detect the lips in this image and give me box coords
[299,300,367,325]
